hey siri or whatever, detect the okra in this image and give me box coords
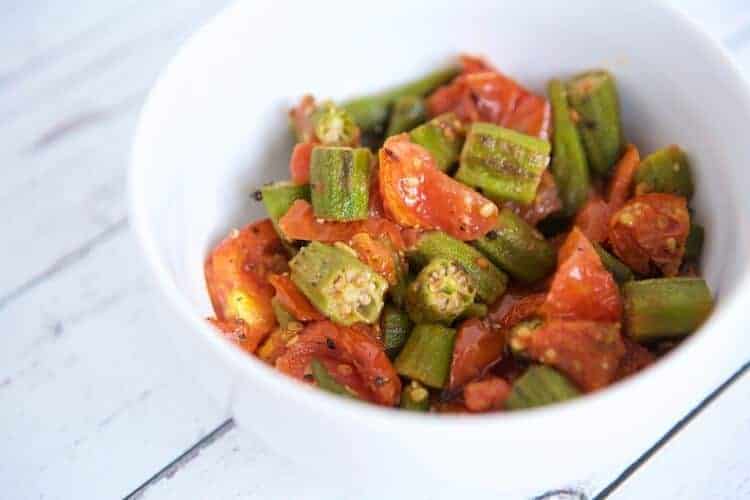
[507,318,543,358]
[271,297,295,329]
[634,145,694,199]
[311,102,360,146]
[409,112,465,172]
[400,380,431,411]
[685,223,705,262]
[260,181,311,237]
[567,70,624,176]
[406,258,477,324]
[394,324,457,388]
[594,243,635,284]
[381,304,412,359]
[456,122,551,204]
[386,95,427,137]
[623,278,713,342]
[548,79,590,216]
[311,359,358,399]
[505,365,580,410]
[473,208,556,284]
[309,146,372,221]
[459,302,488,320]
[342,66,460,133]
[409,231,508,303]
[289,242,388,326]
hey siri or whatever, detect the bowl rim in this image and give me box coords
[128,0,750,433]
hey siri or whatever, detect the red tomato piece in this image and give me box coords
[525,320,626,392]
[288,94,317,143]
[348,233,401,285]
[459,54,493,73]
[204,220,289,347]
[487,292,547,332]
[541,227,622,322]
[463,377,511,412]
[502,170,562,226]
[609,193,690,277]
[607,144,641,211]
[448,318,505,390]
[378,135,498,240]
[574,194,612,243]
[278,200,405,249]
[208,318,266,354]
[368,167,386,217]
[616,337,656,381]
[289,142,316,185]
[268,274,324,322]
[276,321,401,406]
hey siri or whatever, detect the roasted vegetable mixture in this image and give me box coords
[204,55,714,413]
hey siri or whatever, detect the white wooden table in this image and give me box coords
[1,1,749,498]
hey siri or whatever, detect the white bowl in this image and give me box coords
[130,0,750,495]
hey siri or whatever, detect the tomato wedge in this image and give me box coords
[268,274,324,322]
[289,142,316,185]
[607,144,641,211]
[289,94,317,143]
[348,232,401,285]
[487,292,547,332]
[525,319,625,392]
[276,321,401,406]
[448,318,505,390]
[379,135,498,240]
[502,170,562,226]
[609,193,690,277]
[574,194,611,243]
[463,377,511,412]
[208,318,267,354]
[541,227,622,322]
[616,337,655,381]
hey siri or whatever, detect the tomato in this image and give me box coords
[288,94,317,143]
[525,320,625,392]
[459,54,492,73]
[574,194,611,243]
[608,193,690,276]
[607,144,641,211]
[348,233,401,285]
[208,318,266,354]
[368,167,386,217]
[463,377,511,412]
[616,337,655,381]
[379,135,498,240]
[257,326,297,364]
[502,170,562,226]
[492,356,528,384]
[541,227,622,322]
[276,321,401,406]
[204,220,289,348]
[289,142,316,185]
[278,200,405,249]
[426,65,551,139]
[449,318,505,390]
[486,292,547,332]
[268,274,324,322]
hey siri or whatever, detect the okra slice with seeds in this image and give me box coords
[260,181,311,237]
[400,380,431,411]
[394,324,457,389]
[567,70,624,176]
[473,208,556,284]
[311,359,358,399]
[409,112,465,172]
[311,102,360,147]
[623,278,713,342]
[381,304,412,359]
[507,318,543,358]
[309,146,372,221]
[594,243,635,284]
[506,365,581,410]
[406,258,477,324]
[634,145,694,199]
[289,242,388,326]
[456,122,551,204]
[386,95,427,137]
[409,231,508,304]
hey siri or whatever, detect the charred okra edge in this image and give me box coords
[685,223,705,262]
[594,243,635,284]
[310,146,372,221]
[406,258,476,324]
[505,365,580,410]
[394,324,457,389]
[409,112,465,172]
[634,145,694,199]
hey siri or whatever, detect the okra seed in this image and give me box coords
[479,202,496,217]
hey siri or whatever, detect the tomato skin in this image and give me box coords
[502,171,562,226]
[379,135,498,240]
[463,377,511,412]
[276,321,401,406]
[616,337,655,381]
[204,220,289,347]
[279,200,405,249]
[607,144,641,211]
[289,94,317,143]
[449,318,505,390]
[268,274,324,322]
[289,142,316,185]
[208,318,266,354]
[348,233,401,285]
[608,193,690,277]
[526,320,625,392]
[541,227,622,322]
[487,292,547,332]
[574,194,612,243]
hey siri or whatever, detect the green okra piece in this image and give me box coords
[409,112,465,172]
[548,79,590,216]
[685,223,705,262]
[506,318,543,358]
[290,242,388,326]
[634,145,694,199]
[381,304,412,359]
[394,324,457,389]
[623,278,713,342]
[400,380,430,411]
[260,181,311,236]
[309,146,372,221]
[473,208,556,284]
[406,258,477,324]
[409,231,508,304]
[311,103,359,147]
[386,95,427,137]
[594,243,635,284]
[311,359,358,399]
[271,297,295,329]
[342,66,460,133]
[567,70,624,176]
[459,302,488,320]
[455,122,551,205]
[506,365,581,410]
